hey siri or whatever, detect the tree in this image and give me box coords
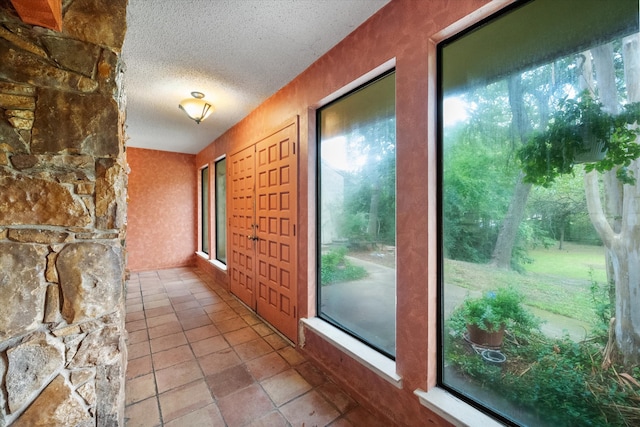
[528,174,589,249]
[490,76,534,268]
[340,116,396,246]
[584,36,640,365]
[518,38,640,364]
[443,126,514,262]
[443,81,518,262]
[489,61,571,268]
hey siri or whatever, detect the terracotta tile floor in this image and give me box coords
[124,267,386,427]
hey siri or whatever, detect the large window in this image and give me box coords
[201,166,209,255]
[317,71,396,358]
[214,157,227,264]
[440,0,639,425]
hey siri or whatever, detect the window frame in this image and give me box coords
[436,0,639,424]
[436,3,538,424]
[213,155,227,266]
[200,164,210,256]
[315,68,397,360]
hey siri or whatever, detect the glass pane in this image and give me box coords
[441,1,639,425]
[201,166,209,255]
[215,158,227,264]
[318,71,396,358]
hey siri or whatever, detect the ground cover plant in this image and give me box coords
[320,247,368,285]
[451,287,541,336]
[445,245,640,426]
[446,327,640,426]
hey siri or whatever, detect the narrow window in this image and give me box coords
[317,71,396,358]
[440,1,639,425]
[201,166,209,255]
[215,157,227,264]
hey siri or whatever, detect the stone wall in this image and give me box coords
[0,0,128,426]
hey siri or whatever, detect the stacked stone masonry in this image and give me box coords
[0,1,128,426]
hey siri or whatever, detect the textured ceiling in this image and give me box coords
[122,0,390,154]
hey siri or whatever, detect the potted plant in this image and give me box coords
[453,287,539,348]
[517,92,640,188]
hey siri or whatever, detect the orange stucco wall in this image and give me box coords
[126,147,197,271]
[194,0,513,425]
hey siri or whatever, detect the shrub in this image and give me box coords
[449,287,541,336]
[445,317,640,426]
[320,247,368,285]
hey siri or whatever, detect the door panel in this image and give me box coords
[229,145,255,308]
[227,120,298,343]
[255,123,298,342]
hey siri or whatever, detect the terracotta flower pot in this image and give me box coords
[466,323,505,348]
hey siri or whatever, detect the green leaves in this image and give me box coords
[320,247,368,286]
[446,320,640,426]
[584,102,640,184]
[518,93,640,187]
[453,287,541,334]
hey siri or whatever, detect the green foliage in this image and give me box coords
[446,323,640,426]
[338,117,396,246]
[518,92,640,187]
[588,271,613,340]
[585,102,640,182]
[446,336,595,425]
[445,267,637,426]
[509,219,550,272]
[443,114,518,262]
[320,247,368,286]
[449,287,541,335]
[526,172,600,245]
[339,211,369,243]
[568,215,602,245]
[505,338,606,426]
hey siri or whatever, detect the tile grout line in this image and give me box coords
[127,268,368,427]
[138,273,165,426]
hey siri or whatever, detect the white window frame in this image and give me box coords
[212,155,227,270]
[198,164,210,257]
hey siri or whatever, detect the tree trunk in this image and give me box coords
[490,76,532,268]
[592,44,624,312]
[558,219,565,250]
[583,36,640,365]
[491,174,532,268]
[367,181,380,241]
[585,168,640,365]
[591,44,619,115]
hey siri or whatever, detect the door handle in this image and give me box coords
[246,235,259,241]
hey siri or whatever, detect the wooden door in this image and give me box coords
[254,122,298,342]
[229,145,256,308]
[228,120,298,342]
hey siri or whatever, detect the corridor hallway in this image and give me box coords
[124,267,386,426]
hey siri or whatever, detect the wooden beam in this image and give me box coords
[10,0,62,32]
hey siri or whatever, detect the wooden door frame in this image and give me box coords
[227,116,300,343]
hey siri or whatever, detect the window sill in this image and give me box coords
[209,259,227,271]
[301,317,402,388]
[195,252,227,271]
[414,387,505,427]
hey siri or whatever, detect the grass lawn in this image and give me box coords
[444,241,607,323]
[526,241,607,283]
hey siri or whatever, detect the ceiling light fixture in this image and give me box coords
[178,91,214,124]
